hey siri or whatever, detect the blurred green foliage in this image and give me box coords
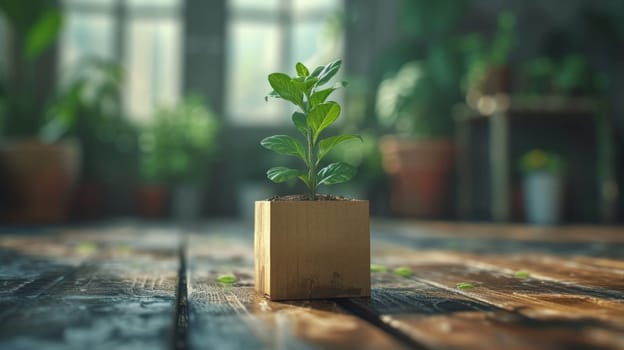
[375,0,471,137]
[139,96,220,185]
[0,0,63,137]
[520,54,606,96]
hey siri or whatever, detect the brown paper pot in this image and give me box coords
[254,199,370,300]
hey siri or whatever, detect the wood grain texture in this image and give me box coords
[366,225,624,349]
[0,224,180,350]
[188,228,405,350]
[255,200,370,300]
[351,272,624,350]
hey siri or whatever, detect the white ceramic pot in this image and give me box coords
[523,172,563,225]
[172,185,203,221]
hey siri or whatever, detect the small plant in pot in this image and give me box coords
[375,0,470,219]
[255,59,370,301]
[519,149,565,226]
[138,96,219,220]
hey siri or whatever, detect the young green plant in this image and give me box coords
[261,60,361,200]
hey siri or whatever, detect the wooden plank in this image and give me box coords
[187,226,405,349]
[429,252,624,295]
[346,272,624,350]
[370,240,624,325]
[0,224,180,349]
[360,228,624,349]
[373,220,624,244]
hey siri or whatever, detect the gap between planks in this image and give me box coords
[173,237,189,350]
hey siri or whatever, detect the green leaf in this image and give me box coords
[310,66,324,77]
[297,173,311,188]
[317,135,362,164]
[267,167,303,183]
[268,73,303,107]
[309,87,335,106]
[260,135,306,162]
[296,62,309,77]
[514,271,530,279]
[292,112,307,136]
[393,266,413,278]
[304,76,319,92]
[217,274,236,284]
[456,282,475,290]
[317,162,356,185]
[77,242,97,255]
[317,59,342,86]
[370,264,388,273]
[308,102,341,143]
[25,9,63,61]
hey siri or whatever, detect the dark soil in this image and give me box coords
[267,194,355,201]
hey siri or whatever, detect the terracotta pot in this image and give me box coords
[0,139,80,223]
[137,185,169,218]
[255,200,370,300]
[380,136,454,218]
[72,180,103,220]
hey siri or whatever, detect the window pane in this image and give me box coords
[293,0,342,17]
[229,0,280,12]
[128,0,180,9]
[290,20,343,72]
[227,21,283,124]
[59,13,114,78]
[63,0,114,6]
[124,17,182,123]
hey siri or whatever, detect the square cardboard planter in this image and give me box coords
[255,199,370,300]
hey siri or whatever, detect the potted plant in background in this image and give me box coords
[375,0,470,218]
[255,59,370,300]
[462,10,516,98]
[138,96,219,220]
[45,58,138,220]
[0,2,81,223]
[519,149,565,225]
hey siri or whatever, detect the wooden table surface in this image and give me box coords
[0,220,623,349]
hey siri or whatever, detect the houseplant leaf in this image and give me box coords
[317,59,342,86]
[317,135,362,164]
[310,88,335,107]
[267,166,304,183]
[296,62,309,77]
[308,102,341,143]
[317,162,356,185]
[268,73,303,108]
[260,135,306,163]
[24,9,63,61]
[292,112,307,136]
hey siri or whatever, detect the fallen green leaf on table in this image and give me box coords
[514,270,530,279]
[393,266,413,278]
[456,282,475,290]
[77,242,97,254]
[217,274,237,284]
[370,264,388,273]
[114,244,133,254]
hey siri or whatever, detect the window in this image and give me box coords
[59,0,183,123]
[226,0,344,125]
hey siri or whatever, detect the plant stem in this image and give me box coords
[307,128,316,200]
